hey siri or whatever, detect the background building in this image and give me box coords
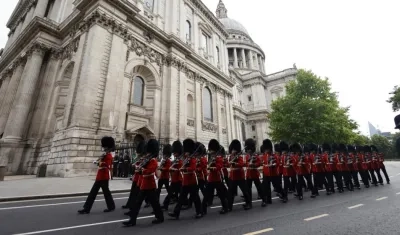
[0,0,296,177]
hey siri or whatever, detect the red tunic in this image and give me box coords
[332,154,341,172]
[96,153,113,181]
[364,153,373,170]
[378,153,385,168]
[340,154,349,171]
[170,159,183,183]
[196,156,208,181]
[208,155,224,182]
[132,160,142,183]
[323,153,334,172]
[356,154,367,171]
[310,153,324,173]
[371,153,380,170]
[296,154,311,175]
[159,158,171,179]
[139,158,158,190]
[182,157,198,186]
[246,154,261,179]
[281,154,297,177]
[222,158,229,178]
[229,155,246,181]
[351,153,359,171]
[262,153,280,177]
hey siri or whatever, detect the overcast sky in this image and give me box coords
[1,0,399,136]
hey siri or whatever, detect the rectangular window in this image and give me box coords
[202,34,208,53]
[248,95,252,102]
[252,125,256,131]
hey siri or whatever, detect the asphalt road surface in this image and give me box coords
[1,163,400,235]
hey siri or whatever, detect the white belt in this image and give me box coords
[231,168,242,170]
[142,174,155,177]
[183,172,195,175]
[248,167,259,170]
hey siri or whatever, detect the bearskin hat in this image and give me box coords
[307,143,318,153]
[163,144,172,156]
[136,140,146,155]
[331,143,339,153]
[303,144,310,153]
[101,136,115,151]
[355,145,363,153]
[195,142,207,155]
[347,145,356,153]
[322,143,331,152]
[370,145,378,152]
[395,114,400,129]
[263,139,273,152]
[260,145,265,153]
[229,139,241,154]
[183,138,196,154]
[274,143,281,153]
[396,138,400,153]
[220,146,226,156]
[363,145,372,153]
[244,138,256,153]
[290,143,302,153]
[172,140,183,155]
[146,139,159,156]
[338,144,347,153]
[279,141,289,152]
[208,139,220,152]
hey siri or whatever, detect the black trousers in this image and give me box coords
[247,178,266,202]
[129,189,163,223]
[202,181,228,213]
[325,172,335,192]
[351,170,360,187]
[359,170,370,187]
[342,171,354,190]
[312,172,328,195]
[368,169,378,185]
[157,178,170,201]
[163,181,181,208]
[380,166,390,183]
[333,171,344,190]
[188,179,206,207]
[374,169,383,184]
[125,181,139,209]
[173,185,202,217]
[296,174,313,197]
[83,180,115,211]
[228,179,251,209]
[283,176,296,199]
[263,176,283,201]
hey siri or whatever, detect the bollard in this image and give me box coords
[0,166,6,181]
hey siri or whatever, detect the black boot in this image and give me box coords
[78,209,90,214]
[122,220,136,227]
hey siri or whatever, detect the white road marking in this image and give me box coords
[396,192,400,195]
[348,204,364,209]
[376,197,388,201]
[243,228,274,235]
[304,214,329,221]
[397,173,400,176]
[0,194,167,211]
[389,176,394,178]
[12,216,154,235]
[209,197,279,209]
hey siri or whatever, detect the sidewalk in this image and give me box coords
[0,175,132,202]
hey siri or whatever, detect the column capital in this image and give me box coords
[26,43,49,57]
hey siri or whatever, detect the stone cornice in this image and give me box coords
[7,0,36,30]
[265,68,297,81]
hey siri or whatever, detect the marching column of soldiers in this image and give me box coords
[78,136,392,227]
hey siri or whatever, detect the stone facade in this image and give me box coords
[0,0,296,177]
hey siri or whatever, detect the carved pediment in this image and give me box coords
[198,22,213,36]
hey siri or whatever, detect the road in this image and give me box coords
[1,163,400,235]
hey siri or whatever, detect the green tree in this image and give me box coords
[370,134,393,158]
[352,134,371,145]
[389,132,400,158]
[268,69,358,144]
[387,86,400,112]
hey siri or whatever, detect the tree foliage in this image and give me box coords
[387,86,400,112]
[370,134,392,157]
[352,134,371,145]
[268,69,358,144]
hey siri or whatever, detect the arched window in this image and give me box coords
[132,76,144,106]
[187,94,194,118]
[185,20,192,41]
[241,122,246,141]
[216,46,220,64]
[203,87,213,122]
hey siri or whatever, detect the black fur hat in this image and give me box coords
[172,140,183,155]
[220,145,226,156]
[195,142,207,155]
[136,140,146,155]
[303,144,310,153]
[274,143,281,153]
[370,145,378,152]
[208,139,220,152]
[347,145,356,153]
[183,138,196,154]
[322,143,331,152]
[101,136,115,151]
[260,145,265,153]
[308,143,318,153]
[395,114,400,129]
[355,145,363,153]
[363,145,372,153]
[279,141,289,152]
[163,144,172,156]
[332,143,339,152]
[244,138,256,153]
[396,138,400,153]
[229,139,241,154]
[263,139,273,152]
[290,143,302,153]
[339,144,348,152]
[146,139,159,156]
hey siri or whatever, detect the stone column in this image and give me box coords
[168,0,179,35]
[233,48,238,68]
[249,50,254,69]
[216,90,222,140]
[178,69,187,139]
[258,55,263,72]
[0,74,11,109]
[33,0,50,18]
[0,60,25,135]
[224,93,231,144]
[194,76,203,139]
[241,49,247,68]
[22,6,34,31]
[3,45,46,141]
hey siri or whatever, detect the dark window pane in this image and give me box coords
[203,88,213,121]
[133,77,144,106]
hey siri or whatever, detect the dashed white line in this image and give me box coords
[243,228,274,235]
[396,192,400,195]
[304,213,329,221]
[376,197,388,201]
[348,204,364,209]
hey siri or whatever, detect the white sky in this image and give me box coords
[1,0,399,135]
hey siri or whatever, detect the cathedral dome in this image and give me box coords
[219,18,249,37]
